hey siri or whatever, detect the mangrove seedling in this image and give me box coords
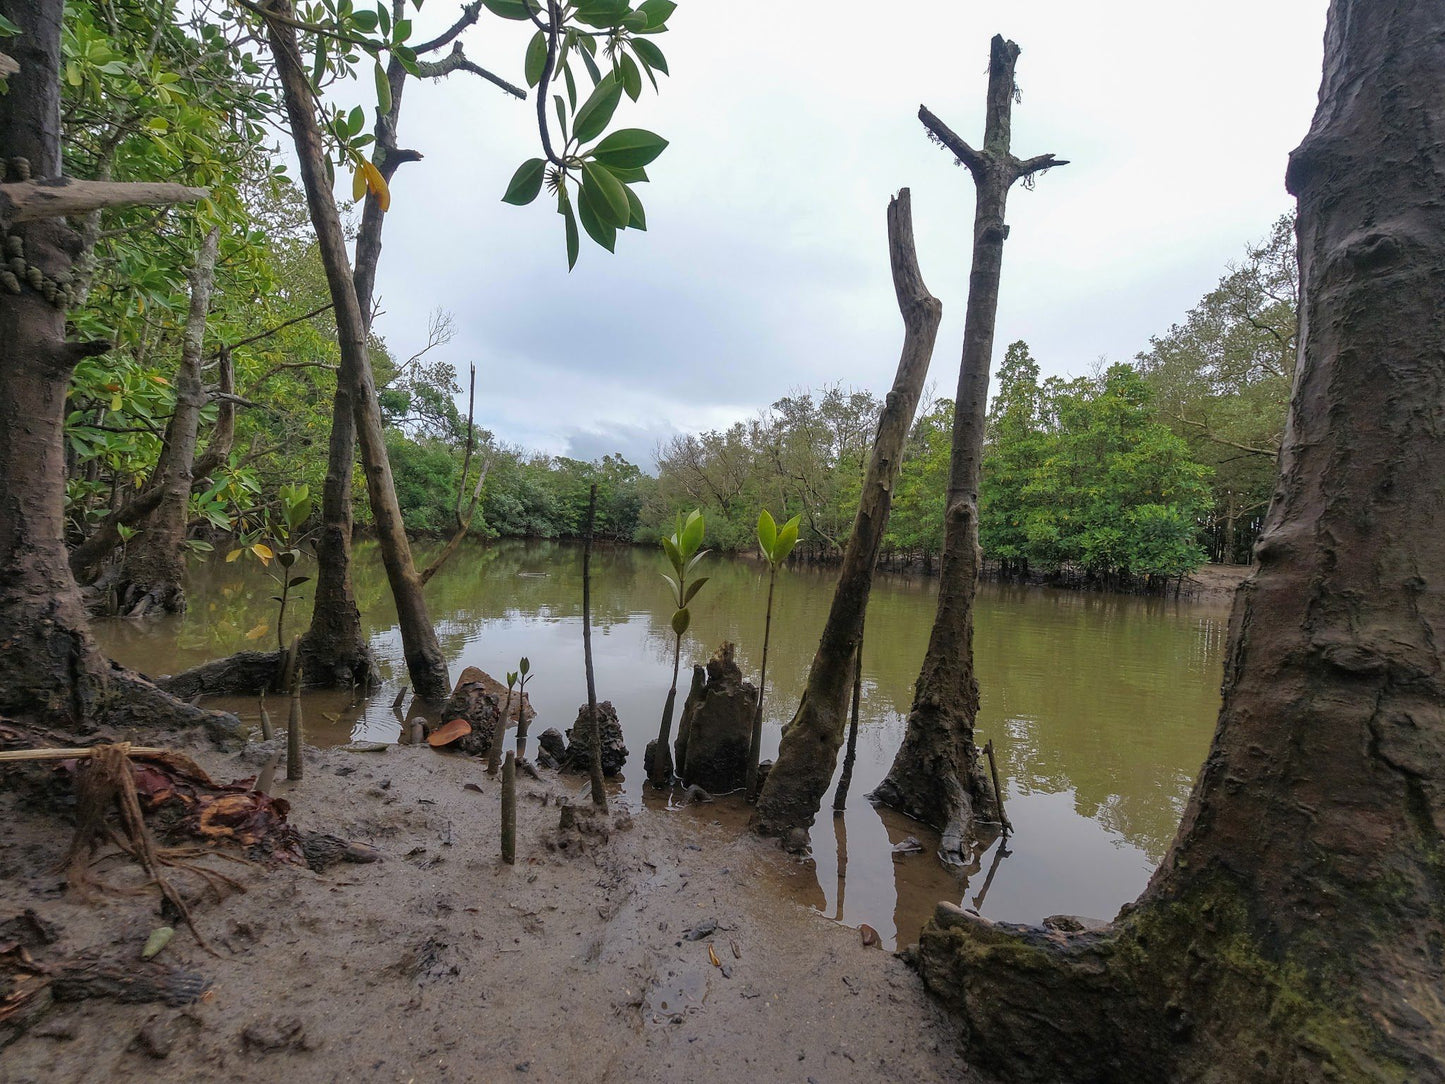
[490,668,519,774]
[746,510,800,801]
[228,482,314,650]
[649,510,709,787]
[515,657,534,754]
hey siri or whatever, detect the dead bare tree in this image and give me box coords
[751,189,941,840]
[871,35,1067,859]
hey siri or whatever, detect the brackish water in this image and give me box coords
[94,539,1230,949]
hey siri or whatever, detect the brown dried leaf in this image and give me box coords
[707,943,721,968]
[427,718,472,747]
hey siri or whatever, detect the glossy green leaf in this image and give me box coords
[581,159,629,227]
[632,37,668,76]
[685,548,709,576]
[572,74,622,145]
[680,509,705,556]
[774,515,801,563]
[553,94,567,140]
[481,0,533,19]
[374,60,392,115]
[557,184,580,270]
[579,45,602,85]
[578,180,618,251]
[659,571,681,602]
[623,185,646,230]
[660,533,684,575]
[757,509,777,554]
[501,157,546,205]
[683,576,708,605]
[671,607,690,637]
[507,671,518,686]
[638,0,676,27]
[562,62,577,109]
[519,656,530,674]
[288,575,310,588]
[619,53,642,101]
[590,127,668,169]
[608,165,649,184]
[352,9,379,31]
[524,30,547,88]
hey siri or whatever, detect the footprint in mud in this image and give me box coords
[643,968,708,1025]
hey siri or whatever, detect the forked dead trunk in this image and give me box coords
[751,189,941,839]
[913,6,1445,1078]
[872,36,1066,858]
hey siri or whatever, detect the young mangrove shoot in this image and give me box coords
[746,510,800,801]
[648,509,708,788]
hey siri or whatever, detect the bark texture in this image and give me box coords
[264,3,448,701]
[113,226,220,615]
[752,189,941,838]
[914,6,1445,1079]
[873,36,1066,858]
[0,0,236,742]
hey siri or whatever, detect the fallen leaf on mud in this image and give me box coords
[860,924,881,948]
[463,783,483,793]
[730,939,741,959]
[245,621,269,640]
[707,944,721,968]
[428,719,472,747]
[141,927,174,960]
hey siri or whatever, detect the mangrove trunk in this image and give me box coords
[752,188,941,839]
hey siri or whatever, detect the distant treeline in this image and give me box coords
[383,217,1294,584]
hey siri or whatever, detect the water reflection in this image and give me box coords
[94,539,1228,949]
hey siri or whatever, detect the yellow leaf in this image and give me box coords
[245,621,270,641]
[352,165,367,203]
[251,542,274,563]
[150,374,170,386]
[226,549,243,562]
[707,943,720,968]
[362,161,390,212]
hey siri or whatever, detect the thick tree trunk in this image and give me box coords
[914,6,1445,1079]
[751,189,941,839]
[0,0,236,741]
[113,226,220,616]
[263,4,449,701]
[873,36,1066,858]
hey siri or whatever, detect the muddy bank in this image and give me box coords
[0,738,976,1083]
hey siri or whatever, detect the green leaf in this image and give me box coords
[685,548,709,576]
[578,45,602,85]
[680,509,705,556]
[524,30,547,88]
[520,656,530,674]
[553,94,568,140]
[660,534,684,575]
[757,509,777,554]
[623,185,646,230]
[774,515,801,564]
[481,0,533,19]
[683,576,708,605]
[580,159,629,227]
[507,671,518,686]
[590,127,668,169]
[632,37,668,76]
[659,571,681,603]
[577,181,617,252]
[352,9,379,31]
[638,0,676,28]
[671,607,690,637]
[572,74,622,145]
[607,165,649,184]
[288,575,311,588]
[501,158,546,205]
[562,62,577,109]
[374,60,392,114]
[557,184,580,270]
[618,53,642,101]
[346,105,364,135]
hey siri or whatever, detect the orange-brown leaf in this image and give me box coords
[427,718,472,747]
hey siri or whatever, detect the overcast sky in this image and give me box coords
[356,0,1328,469]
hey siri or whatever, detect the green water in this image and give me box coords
[94,539,1229,948]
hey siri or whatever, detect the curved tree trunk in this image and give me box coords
[751,189,941,839]
[264,3,449,701]
[913,5,1445,1079]
[872,36,1066,858]
[0,0,237,742]
[113,226,219,616]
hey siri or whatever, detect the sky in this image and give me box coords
[354,0,1328,470]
